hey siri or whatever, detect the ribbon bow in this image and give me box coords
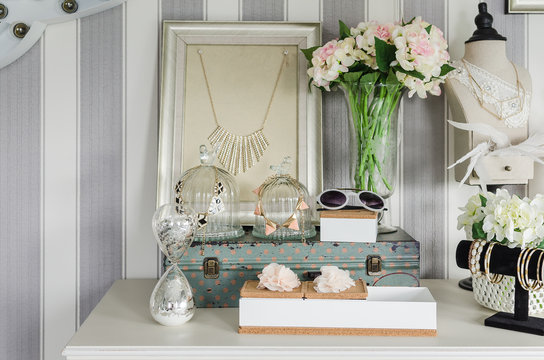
[447,120,544,191]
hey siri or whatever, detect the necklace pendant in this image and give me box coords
[208,126,269,175]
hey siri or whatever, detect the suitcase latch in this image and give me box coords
[203,257,219,279]
[366,255,382,276]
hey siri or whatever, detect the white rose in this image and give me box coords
[313,266,355,293]
[257,263,301,292]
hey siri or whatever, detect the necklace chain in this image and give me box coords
[197,49,289,175]
[461,59,526,123]
[198,49,288,131]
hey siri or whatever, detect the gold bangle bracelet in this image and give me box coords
[537,250,544,291]
[484,242,504,284]
[518,248,538,291]
[526,249,544,291]
[517,248,530,290]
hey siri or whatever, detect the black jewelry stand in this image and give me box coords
[456,240,544,336]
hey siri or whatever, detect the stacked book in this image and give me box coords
[319,209,378,243]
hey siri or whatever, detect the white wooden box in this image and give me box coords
[320,210,377,243]
[239,287,437,332]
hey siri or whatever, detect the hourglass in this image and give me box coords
[150,204,198,326]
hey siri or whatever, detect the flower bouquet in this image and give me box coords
[458,189,544,314]
[303,18,453,195]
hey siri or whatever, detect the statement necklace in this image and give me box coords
[458,59,529,127]
[197,49,289,175]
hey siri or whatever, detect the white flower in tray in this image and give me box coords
[257,263,301,292]
[313,266,355,293]
[459,189,544,249]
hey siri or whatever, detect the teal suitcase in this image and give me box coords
[175,228,420,308]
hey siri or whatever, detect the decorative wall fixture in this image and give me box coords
[0,0,125,69]
[509,0,544,13]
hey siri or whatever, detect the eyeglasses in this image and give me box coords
[317,188,385,211]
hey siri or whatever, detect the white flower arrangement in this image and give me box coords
[458,189,544,249]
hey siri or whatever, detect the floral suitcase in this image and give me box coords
[176,228,420,308]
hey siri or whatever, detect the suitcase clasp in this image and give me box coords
[203,257,220,279]
[366,255,382,276]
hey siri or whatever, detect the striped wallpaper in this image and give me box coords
[0,0,543,359]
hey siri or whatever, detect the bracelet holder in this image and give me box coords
[456,240,544,336]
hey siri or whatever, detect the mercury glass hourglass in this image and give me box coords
[150,204,198,326]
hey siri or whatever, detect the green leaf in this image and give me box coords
[339,20,351,40]
[479,194,487,207]
[425,25,432,34]
[538,241,544,249]
[343,71,363,82]
[375,37,397,73]
[440,63,456,77]
[360,72,379,94]
[393,65,425,80]
[402,17,415,26]
[386,68,400,86]
[301,46,319,62]
[472,222,486,240]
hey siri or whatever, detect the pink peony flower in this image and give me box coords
[257,263,301,292]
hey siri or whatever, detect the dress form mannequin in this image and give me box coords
[445,3,532,184]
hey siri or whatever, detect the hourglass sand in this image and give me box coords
[150,204,198,326]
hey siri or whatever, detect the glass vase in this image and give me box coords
[340,82,404,233]
[341,82,404,197]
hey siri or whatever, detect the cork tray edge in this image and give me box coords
[239,326,437,337]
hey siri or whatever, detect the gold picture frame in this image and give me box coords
[157,21,322,224]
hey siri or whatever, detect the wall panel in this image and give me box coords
[43,21,78,360]
[402,0,446,278]
[321,0,365,189]
[125,0,161,279]
[243,0,284,21]
[162,0,204,20]
[79,6,124,324]
[0,42,41,360]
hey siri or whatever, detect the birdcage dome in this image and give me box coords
[175,145,244,241]
[252,157,316,240]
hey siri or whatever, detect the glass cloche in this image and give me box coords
[252,157,316,240]
[174,145,244,241]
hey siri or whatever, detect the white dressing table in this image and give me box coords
[63,279,544,360]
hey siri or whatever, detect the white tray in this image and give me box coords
[239,286,436,330]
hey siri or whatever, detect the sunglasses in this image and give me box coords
[317,188,385,211]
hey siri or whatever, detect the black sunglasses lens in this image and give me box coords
[320,190,347,208]
[359,192,384,209]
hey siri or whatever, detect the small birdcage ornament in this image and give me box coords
[252,157,316,240]
[174,145,244,244]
